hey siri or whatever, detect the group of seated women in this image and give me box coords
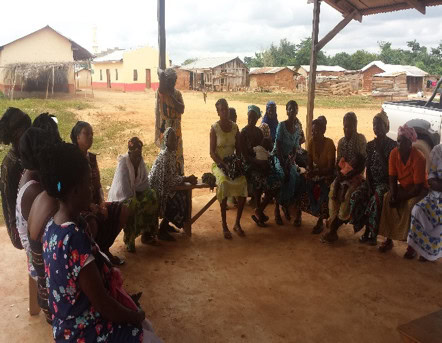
[210,99,441,262]
[0,107,170,342]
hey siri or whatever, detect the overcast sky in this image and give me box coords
[1,0,441,64]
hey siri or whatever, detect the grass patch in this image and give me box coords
[0,98,93,225]
[218,92,384,109]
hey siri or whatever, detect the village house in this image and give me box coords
[173,66,192,91]
[91,46,171,92]
[0,25,92,97]
[249,67,296,91]
[297,65,346,78]
[181,57,248,91]
[361,61,428,93]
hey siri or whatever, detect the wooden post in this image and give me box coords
[306,0,321,144]
[10,68,17,100]
[157,0,166,71]
[51,66,55,96]
[45,70,50,99]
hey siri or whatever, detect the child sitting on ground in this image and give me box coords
[333,153,365,202]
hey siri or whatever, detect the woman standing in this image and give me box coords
[155,68,185,175]
[71,121,127,264]
[321,112,367,243]
[271,100,302,225]
[108,137,159,251]
[407,144,442,261]
[350,111,396,245]
[378,125,427,254]
[297,116,336,234]
[210,99,248,239]
[0,107,31,249]
[149,128,197,241]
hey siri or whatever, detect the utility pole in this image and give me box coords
[158,0,166,71]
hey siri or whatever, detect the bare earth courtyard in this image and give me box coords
[0,90,440,343]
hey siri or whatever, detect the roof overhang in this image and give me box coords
[323,0,442,19]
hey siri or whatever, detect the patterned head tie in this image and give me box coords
[128,137,143,151]
[248,105,262,118]
[398,124,417,143]
[374,110,390,131]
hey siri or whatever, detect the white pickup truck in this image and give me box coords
[383,78,442,160]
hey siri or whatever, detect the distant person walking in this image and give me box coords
[155,68,185,175]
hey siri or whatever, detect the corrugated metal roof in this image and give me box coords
[300,65,346,72]
[183,57,240,69]
[323,0,442,17]
[362,61,428,77]
[250,67,293,75]
[93,49,126,63]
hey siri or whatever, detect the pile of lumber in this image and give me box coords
[372,73,408,97]
[315,77,354,95]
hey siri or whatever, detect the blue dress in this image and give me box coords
[43,221,143,343]
[270,121,300,206]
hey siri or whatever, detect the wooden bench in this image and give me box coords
[173,181,217,236]
[397,309,442,343]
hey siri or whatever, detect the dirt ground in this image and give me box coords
[0,90,441,343]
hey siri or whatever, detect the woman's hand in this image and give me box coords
[186,175,198,185]
[135,309,146,325]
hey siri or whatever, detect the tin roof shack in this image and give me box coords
[0,25,92,99]
[297,65,346,77]
[249,67,296,91]
[174,67,192,91]
[372,72,408,99]
[361,61,428,94]
[184,57,248,91]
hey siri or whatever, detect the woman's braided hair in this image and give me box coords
[38,142,90,200]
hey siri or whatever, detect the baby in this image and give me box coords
[333,153,365,202]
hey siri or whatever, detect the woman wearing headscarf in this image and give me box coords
[210,98,248,239]
[0,107,31,249]
[149,128,197,241]
[321,112,367,244]
[296,116,336,234]
[108,137,159,251]
[71,121,126,264]
[407,143,442,261]
[378,125,428,254]
[155,68,185,175]
[240,105,270,212]
[261,101,278,143]
[349,110,396,245]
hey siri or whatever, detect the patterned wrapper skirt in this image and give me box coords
[407,193,442,261]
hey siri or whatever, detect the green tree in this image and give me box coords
[182,58,197,66]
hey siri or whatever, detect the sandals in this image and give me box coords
[403,247,417,259]
[320,231,338,244]
[252,215,266,227]
[311,221,324,235]
[418,256,428,262]
[223,229,233,240]
[378,239,393,253]
[233,225,246,237]
[106,252,125,266]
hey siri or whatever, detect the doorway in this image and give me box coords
[106,69,111,88]
[145,69,151,89]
